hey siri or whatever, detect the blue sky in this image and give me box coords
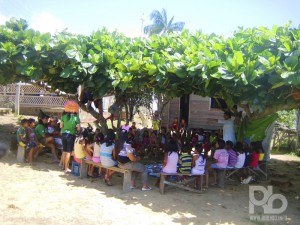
[0,0,300,37]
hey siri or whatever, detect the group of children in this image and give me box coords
[17,116,61,165]
[17,112,265,189]
[17,118,40,165]
[157,132,265,189]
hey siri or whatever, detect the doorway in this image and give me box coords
[180,94,190,126]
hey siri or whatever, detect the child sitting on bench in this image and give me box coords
[178,144,192,185]
[191,145,207,189]
[27,118,40,163]
[17,119,34,165]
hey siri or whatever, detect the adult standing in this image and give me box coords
[218,112,236,145]
[60,103,80,173]
[35,114,59,163]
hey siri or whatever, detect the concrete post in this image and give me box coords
[15,82,21,115]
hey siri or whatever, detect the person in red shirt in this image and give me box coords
[170,117,178,134]
[249,141,261,168]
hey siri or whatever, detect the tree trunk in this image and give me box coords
[117,105,122,129]
[157,94,162,112]
[74,97,108,134]
[125,101,129,124]
[296,108,300,148]
[129,104,134,121]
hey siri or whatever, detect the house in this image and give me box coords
[160,94,225,131]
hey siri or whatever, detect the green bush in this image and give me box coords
[294,148,300,157]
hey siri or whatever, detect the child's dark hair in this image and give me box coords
[225,140,234,148]
[28,118,35,125]
[105,129,115,147]
[234,141,244,153]
[181,144,190,154]
[95,132,105,145]
[167,140,178,155]
[251,141,263,154]
[20,118,28,125]
[195,144,203,154]
[218,139,225,149]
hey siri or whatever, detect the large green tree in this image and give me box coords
[143,9,185,36]
[1,18,300,136]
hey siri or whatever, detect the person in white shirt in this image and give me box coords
[234,142,246,168]
[218,112,236,145]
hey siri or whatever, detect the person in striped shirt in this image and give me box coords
[226,140,237,168]
[178,145,192,185]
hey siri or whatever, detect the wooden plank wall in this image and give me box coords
[161,95,224,131]
[160,98,180,129]
[188,94,223,130]
[168,98,180,126]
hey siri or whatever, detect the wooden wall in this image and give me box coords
[160,97,180,129]
[161,94,224,131]
[188,94,223,130]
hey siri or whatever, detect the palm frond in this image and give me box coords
[144,24,164,36]
[166,16,174,31]
[161,8,168,25]
[170,22,185,31]
[150,10,164,25]
[145,8,185,36]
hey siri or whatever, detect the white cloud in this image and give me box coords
[31,12,65,34]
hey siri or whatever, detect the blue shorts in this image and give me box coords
[61,133,76,153]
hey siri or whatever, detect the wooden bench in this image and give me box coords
[0,108,12,115]
[159,172,207,194]
[80,160,132,193]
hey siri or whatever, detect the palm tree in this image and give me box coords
[143,9,185,36]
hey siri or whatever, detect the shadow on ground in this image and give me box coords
[1,117,300,225]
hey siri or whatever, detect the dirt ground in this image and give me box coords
[0,114,299,225]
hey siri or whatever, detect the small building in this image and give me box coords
[160,94,225,131]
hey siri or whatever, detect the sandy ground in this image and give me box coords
[0,114,299,225]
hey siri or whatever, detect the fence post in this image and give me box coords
[15,82,21,115]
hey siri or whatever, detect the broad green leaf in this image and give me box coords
[88,65,98,74]
[233,51,244,66]
[75,52,83,62]
[66,49,77,59]
[82,62,92,68]
[271,82,285,89]
[281,71,295,78]
[152,52,160,65]
[34,43,41,51]
[258,56,270,67]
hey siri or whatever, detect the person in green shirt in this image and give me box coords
[35,114,59,163]
[60,111,81,173]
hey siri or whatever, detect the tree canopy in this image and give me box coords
[1,18,300,123]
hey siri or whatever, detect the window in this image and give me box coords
[210,98,228,109]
